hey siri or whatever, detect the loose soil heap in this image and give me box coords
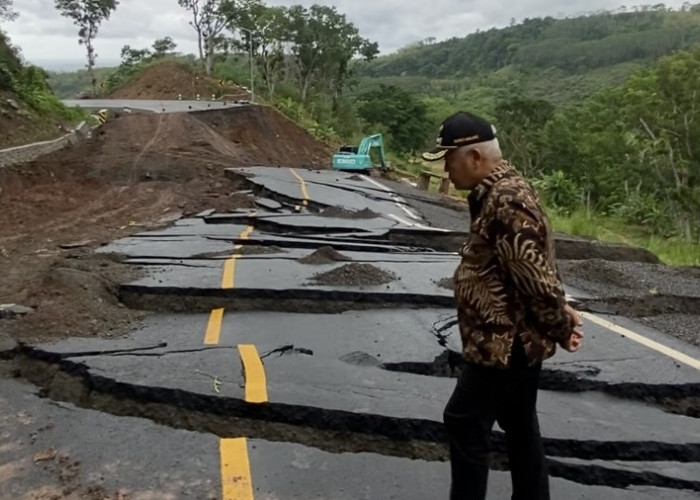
[0,105,332,344]
[319,206,380,219]
[309,263,397,286]
[108,62,249,101]
[193,106,330,168]
[299,246,353,265]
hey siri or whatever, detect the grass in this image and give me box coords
[549,209,700,266]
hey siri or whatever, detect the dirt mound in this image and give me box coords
[299,246,353,265]
[2,251,147,343]
[235,245,285,255]
[108,62,249,100]
[309,263,397,286]
[319,206,380,219]
[193,105,331,168]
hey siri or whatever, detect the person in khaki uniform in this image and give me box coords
[422,111,584,500]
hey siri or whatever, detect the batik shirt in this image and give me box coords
[453,161,572,368]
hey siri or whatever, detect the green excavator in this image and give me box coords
[331,134,389,172]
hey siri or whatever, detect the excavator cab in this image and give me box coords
[332,134,389,171]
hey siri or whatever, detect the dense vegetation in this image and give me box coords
[358,4,700,257]
[0,29,84,147]
[361,6,700,78]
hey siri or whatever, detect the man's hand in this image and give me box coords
[561,330,584,352]
[562,304,584,353]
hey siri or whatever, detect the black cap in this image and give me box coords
[421,111,497,161]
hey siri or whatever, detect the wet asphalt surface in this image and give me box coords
[2,165,700,499]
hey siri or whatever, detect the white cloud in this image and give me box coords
[1,0,694,70]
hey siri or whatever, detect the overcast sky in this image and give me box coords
[2,0,694,71]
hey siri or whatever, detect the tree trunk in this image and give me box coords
[301,76,311,102]
[197,33,204,64]
[205,44,214,76]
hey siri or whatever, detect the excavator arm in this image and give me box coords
[332,134,389,171]
[356,134,387,169]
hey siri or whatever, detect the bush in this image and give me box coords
[609,191,672,234]
[0,62,16,91]
[531,170,581,214]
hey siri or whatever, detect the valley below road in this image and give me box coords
[1,102,699,500]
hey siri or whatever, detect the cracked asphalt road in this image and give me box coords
[2,165,700,499]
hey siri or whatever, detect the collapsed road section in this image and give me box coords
[3,166,700,499]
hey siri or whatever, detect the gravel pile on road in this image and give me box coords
[308,263,397,286]
[235,245,285,255]
[558,259,700,299]
[319,206,379,219]
[299,246,353,265]
[638,314,700,348]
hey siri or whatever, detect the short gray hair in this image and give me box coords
[461,138,502,162]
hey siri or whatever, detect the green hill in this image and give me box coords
[363,6,700,77]
[356,4,700,106]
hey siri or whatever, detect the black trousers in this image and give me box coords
[443,348,549,500]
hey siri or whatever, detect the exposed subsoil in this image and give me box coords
[0,105,331,344]
[308,263,397,286]
[107,61,249,101]
[0,91,74,150]
[299,246,353,265]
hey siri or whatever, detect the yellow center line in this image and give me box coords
[221,223,255,290]
[204,308,225,345]
[238,344,268,403]
[582,312,700,371]
[288,168,309,206]
[220,438,254,500]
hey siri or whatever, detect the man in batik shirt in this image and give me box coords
[422,111,584,500]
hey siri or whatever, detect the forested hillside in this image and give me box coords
[361,5,700,78]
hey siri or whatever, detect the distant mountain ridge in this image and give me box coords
[360,4,700,79]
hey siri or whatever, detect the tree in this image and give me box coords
[152,36,177,57]
[494,95,555,177]
[178,0,233,75]
[120,45,150,66]
[223,1,288,97]
[54,0,118,96]
[287,5,377,101]
[357,84,431,154]
[0,0,18,22]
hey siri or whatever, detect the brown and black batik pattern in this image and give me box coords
[453,161,572,368]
